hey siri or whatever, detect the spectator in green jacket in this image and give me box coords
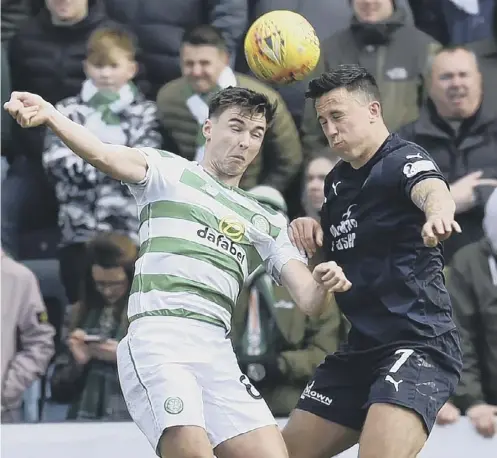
[155,25,303,193]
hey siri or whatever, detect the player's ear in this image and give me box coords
[202,119,212,141]
[369,101,382,122]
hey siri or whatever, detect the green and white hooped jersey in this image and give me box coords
[126,148,307,331]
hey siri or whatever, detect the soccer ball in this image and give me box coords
[244,10,320,84]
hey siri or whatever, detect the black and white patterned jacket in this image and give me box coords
[42,80,162,247]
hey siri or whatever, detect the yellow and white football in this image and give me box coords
[244,10,320,84]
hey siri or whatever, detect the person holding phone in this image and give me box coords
[56,232,137,421]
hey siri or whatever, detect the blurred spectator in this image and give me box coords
[50,233,136,421]
[1,249,55,423]
[468,5,497,110]
[408,0,495,46]
[1,0,41,48]
[399,46,497,261]
[1,44,12,182]
[2,0,116,258]
[1,44,11,145]
[300,155,351,337]
[156,25,303,193]
[103,0,248,99]
[236,1,414,127]
[302,155,340,221]
[42,26,160,305]
[231,186,343,416]
[300,0,438,160]
[437,189,497,438]
[8,0,116,159]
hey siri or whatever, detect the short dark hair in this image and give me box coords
[182,24,227,52]
[208,86,277,126]
[432,44,477,61]
[428,45,479,76]
[305,64,382,103]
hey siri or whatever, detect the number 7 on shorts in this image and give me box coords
[389,349,414,374]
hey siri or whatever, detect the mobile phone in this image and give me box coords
[84,334,105,343]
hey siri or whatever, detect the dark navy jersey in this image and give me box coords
[321,134,456,348]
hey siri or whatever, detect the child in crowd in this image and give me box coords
[43,26,161,305]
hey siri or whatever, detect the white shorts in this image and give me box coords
[117,317,276,454]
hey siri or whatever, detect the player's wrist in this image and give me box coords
[44,103,59,129]
[425,211,455,221]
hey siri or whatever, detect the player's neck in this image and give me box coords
[350,127,390,169]
[200,161,241,188]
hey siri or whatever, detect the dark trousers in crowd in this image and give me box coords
[1,157,58,258]
[58,242,88,305]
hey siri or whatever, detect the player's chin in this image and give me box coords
[221,163,245,176]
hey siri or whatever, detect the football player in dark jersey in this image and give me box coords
[282,65,463,458]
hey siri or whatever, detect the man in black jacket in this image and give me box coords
[2,0,115,258]
[399,46,497,262]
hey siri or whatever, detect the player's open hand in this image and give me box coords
[313,261,351,293]
[3,91,54,128]
[289,217,323,258]
[421,215,462,247]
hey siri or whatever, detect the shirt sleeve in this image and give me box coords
[125,148,176,205]
[383,144,449,198]
[264,225,308,286]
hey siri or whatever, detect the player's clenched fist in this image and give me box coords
[313,261,351,293]
[421,215,462,247]
[289,217,323,258]
[3,91,54,128]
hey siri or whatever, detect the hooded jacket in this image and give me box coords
[301,6,438,159]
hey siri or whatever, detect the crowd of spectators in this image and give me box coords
[1,0,496,441]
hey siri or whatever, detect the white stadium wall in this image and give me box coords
[2,418,496,458]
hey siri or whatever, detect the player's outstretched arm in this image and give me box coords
[410,178,462,247]
[281,260,351,316]
[4,91,147,183]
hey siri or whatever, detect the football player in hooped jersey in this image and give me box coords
[5,87,351,458]
[283,65,464,458]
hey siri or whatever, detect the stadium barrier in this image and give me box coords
[2,417,496,458]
